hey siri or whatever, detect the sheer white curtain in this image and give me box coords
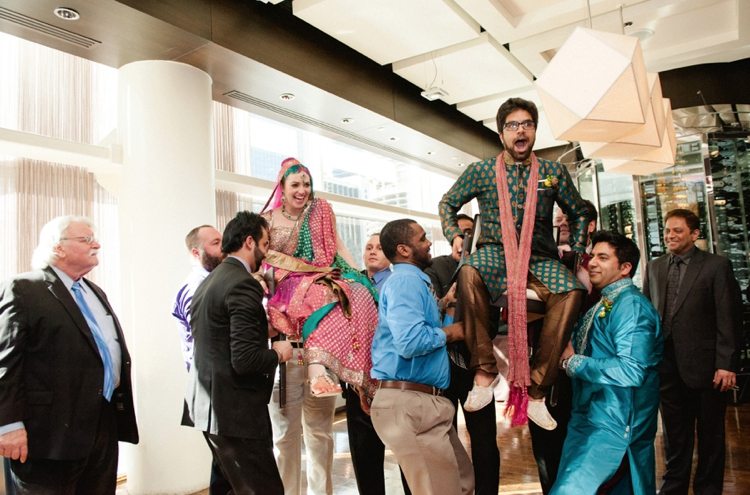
[0,160,117,292]
[0,33,119,300]
[213,101,235,173]
[15,160,93,272]
[215,189,240,233]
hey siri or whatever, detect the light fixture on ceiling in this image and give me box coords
[341,117,353,124]
[389,136,398,141]
[279,93,295,101]
[597,99,677,176]
[420,86,449,102]
[536,27,651,142]
[421,52,448,102]
[53,7,80,20]
[579,73,666,158]
[602,158,672,176]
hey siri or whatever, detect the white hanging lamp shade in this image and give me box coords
[602,99,677,175]
[536,27,650,142]
[635,98,677,163]
[602,158,672,176]
[579,72,666,159]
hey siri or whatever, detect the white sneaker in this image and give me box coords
[527,398,557,430]
[463,376,500,412]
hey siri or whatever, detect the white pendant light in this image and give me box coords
[602,99,677,175]
[536,27,650,142]
[579,72,666,158]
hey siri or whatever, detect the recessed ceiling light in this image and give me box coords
[341,117,353,124]
[458,162,466,167]
[279,93,295,101]
[629,28,654,42]
[54,7,80,20]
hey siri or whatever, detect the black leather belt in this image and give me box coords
[379,380,445,396]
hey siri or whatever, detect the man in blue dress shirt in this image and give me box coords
[370,219,474,495]
[346,232,411,495]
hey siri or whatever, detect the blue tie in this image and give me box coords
[71,281,115,401]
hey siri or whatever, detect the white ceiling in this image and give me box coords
[293,0,750,150]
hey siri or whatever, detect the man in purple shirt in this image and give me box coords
[172,224,226,493]
[172,225,223,371]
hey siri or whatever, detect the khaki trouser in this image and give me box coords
[371,388,475,495]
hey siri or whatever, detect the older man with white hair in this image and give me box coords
[0,215,138,494]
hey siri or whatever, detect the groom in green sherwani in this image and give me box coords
[439,97,588,430]
[552,231,662,494]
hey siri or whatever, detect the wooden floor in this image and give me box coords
[480,401,750,494]
[182,401,750,494]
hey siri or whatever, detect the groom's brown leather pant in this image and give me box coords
[456,266,583,399]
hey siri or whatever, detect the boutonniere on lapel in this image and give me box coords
[598,297,614,318]
[538,175,559,190]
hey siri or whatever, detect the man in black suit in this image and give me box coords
[183,211,292,494]
[0,215,139,494]
[643,208,742,495]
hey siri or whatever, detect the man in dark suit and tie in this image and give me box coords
[183,210,292,494]
[0,215,139,493]
[643,208,742,495]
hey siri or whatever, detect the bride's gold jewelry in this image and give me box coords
[281,201,302,221]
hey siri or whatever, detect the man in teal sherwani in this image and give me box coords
[552,231,662,494]
[439,97,588,429]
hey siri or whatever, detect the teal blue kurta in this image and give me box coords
[439,154,588,300]
[551,278,663,495]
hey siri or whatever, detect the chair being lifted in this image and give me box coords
[451,214,554,423]
[459,214,546,320]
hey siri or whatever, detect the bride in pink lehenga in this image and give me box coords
[261,157,379,397]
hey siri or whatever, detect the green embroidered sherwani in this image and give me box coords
[439,155,588,301]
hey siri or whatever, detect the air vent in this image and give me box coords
[224,90,445,169]
[0,7,101,49]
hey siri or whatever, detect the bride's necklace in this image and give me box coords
[281,202,302,221]
[277,200,310,253]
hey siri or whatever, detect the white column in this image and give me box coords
[117,60,214,494]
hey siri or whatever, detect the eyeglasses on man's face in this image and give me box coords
[61,235,98,245]
[503,120,536,132]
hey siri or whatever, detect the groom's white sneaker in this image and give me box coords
[463,376,500,412]
[527,398,557,430]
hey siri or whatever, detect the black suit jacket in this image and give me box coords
[0,267,138,460]
[182,257,279,439]
[643,248,742,388]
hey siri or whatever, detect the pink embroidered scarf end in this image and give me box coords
[496,152,540,426]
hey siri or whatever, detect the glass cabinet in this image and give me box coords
[577,134,750,373]
[709,135,750,298]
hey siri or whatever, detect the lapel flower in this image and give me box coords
[543,175,559,189]
[598,297,613,318]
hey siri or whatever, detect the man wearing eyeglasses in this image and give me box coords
[439,97,588,436]
[0,216,138,494]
